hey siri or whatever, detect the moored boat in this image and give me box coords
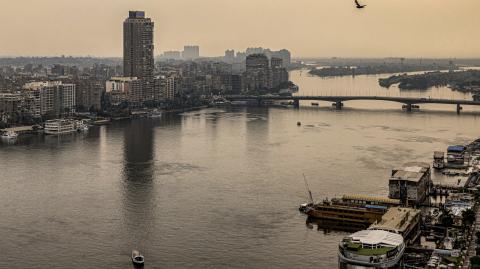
[149,109,163,118]
[302,194,399,224]
[339,229,405,268]
[75,120,90,132]
[1,130,19,139]
[44,119,76,135]
[433,151,445,169]
[304,198,388,224]
[131,250,144,266]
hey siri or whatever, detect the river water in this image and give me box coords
[1,70,479,268]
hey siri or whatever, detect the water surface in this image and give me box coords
[0,71,479,268]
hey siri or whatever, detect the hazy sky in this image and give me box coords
[1,0,479,58]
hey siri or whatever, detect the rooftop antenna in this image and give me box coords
[303,173,314,204]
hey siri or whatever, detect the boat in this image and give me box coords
[299,174,314,212]
[299,202,313,213]
[433,151,445,169]
[299,175,395,224]
[131,250,144,266]
[149,109,163,118]
[91,118,111,125]
[338,229,405,268]
[75,120,90,132]
[303,195,399,224]
[402,104,420,110]
[44,119,76,135]
[1,130,19,139]
[305,198,388,224]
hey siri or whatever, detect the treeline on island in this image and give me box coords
[378,70,480,93]
[309,63,453,77]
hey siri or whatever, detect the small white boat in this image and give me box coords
[1,130,18,139]
[131,250,144,266]
[75,120,90,132]
[149,109,162,118]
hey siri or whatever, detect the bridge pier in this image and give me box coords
[293,99,300,109]
[405,104,412,112]
[457,104,463,114]
[257,99,262,107]
[334,101,343,110]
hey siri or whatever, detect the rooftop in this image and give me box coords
[448,145,466,153]
[129,11,145,19]
[108,77,138,82]
[342,194,400,205]
[369,207,421,234]
[345,229,403,247]
[23,81,69,90]
[390,162,430,182]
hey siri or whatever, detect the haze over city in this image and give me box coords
[2,0,480,58]
[3,1,480,268]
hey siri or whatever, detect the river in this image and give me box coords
[0,70,479,268]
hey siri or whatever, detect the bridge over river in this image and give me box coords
[224,95,480,113]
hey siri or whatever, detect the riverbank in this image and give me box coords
[302,135,480,268]
[1,105,210,134]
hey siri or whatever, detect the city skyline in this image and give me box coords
[1,0,480,58]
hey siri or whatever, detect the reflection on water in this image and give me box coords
[306,217,368,233]
[122,118,155,251]
[123,118,155,182]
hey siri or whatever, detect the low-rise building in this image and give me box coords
[388,162,431,205]
[369,207,421,244]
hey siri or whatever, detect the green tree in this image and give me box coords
[471,256,480,266]
[462,208,476,227]
[439,207,454,228]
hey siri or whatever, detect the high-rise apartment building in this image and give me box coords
[122,11,155,105]
[23,81,75,118]
[224,50,235,63]
[75,76,102,112]
[272,49,291,68]
[245,54,271,90]
[123,11,154,80]
[165,76,180,100]
[270,58,289,88]
[182,46,200,60]
[163,51,182,60]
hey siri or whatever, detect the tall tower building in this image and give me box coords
[123,11,154,80]
[123,11,155,104]
[245,54,271,91]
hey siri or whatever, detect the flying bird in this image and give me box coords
[355,0,366,9]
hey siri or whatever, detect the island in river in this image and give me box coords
[378,70,480,93]
[309,63,454,78]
